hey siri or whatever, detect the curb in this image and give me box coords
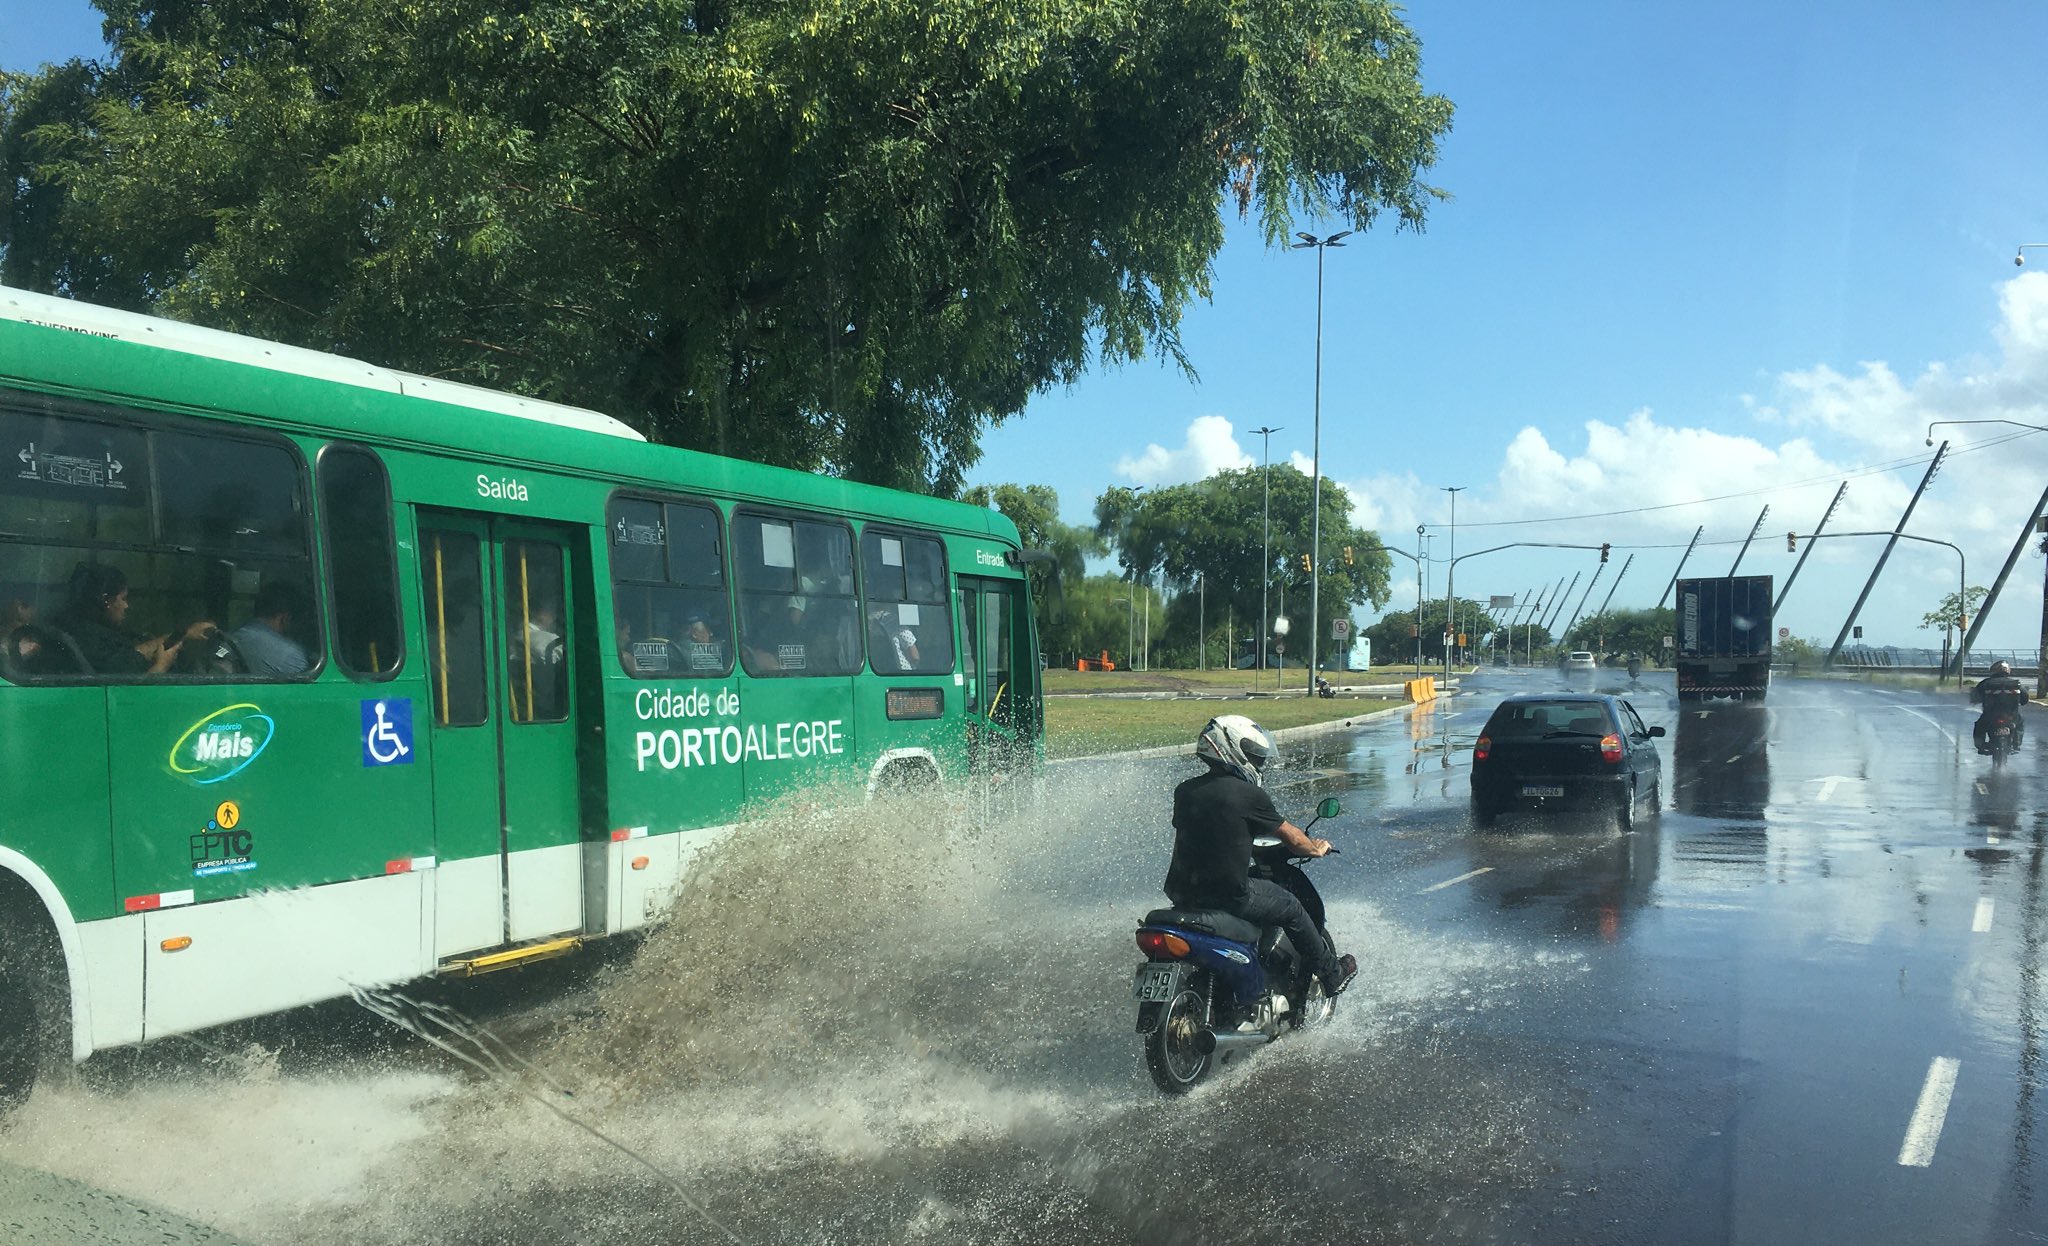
[1045,700,1420,767]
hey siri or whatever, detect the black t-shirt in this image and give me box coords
[1165,769,1285,909]
[60,615,150,675]
[1976,675,2028,713]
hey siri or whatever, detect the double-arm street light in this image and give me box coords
[1293,229,1351,693]
[1441,486,1465,671]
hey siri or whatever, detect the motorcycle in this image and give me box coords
[1132,796,1344,1095]
[1984,711,2021,769]
[1314,676,1336,699]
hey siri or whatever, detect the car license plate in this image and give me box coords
[1521,784,1564,798]
[1133,964,1180,1002]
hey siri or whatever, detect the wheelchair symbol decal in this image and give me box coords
[361,698,415,767]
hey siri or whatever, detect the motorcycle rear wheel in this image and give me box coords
[1145,978,1213,1095]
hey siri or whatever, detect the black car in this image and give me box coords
[1470,693,1665,829]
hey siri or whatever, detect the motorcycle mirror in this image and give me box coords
[1317,797,1342,819]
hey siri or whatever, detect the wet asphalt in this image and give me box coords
[4,669,2044,1245]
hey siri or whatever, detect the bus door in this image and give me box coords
[416,511,588,957]
[958,576,1038,774]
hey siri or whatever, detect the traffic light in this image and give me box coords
[1298,553,1312,575]
[1787,531,1797,552]
[1599,542,1611,563]
[1342,545,1354,566]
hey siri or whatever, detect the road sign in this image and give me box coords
[1778,626,1790,640]
[1489,595,1515,609]
[1331,618,1350,640]
[1662,635,1674,648]
[1458,633,1468,646]
[1853,625,1863,639]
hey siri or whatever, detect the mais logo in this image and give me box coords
[169,703,277,785]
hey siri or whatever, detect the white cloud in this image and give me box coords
[1115,415,1252,486]
[1364,274,2048,648]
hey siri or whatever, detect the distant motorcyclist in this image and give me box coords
[1626,652,1642,681]
[1971,660,2028,754]
[1165,717,1357,999]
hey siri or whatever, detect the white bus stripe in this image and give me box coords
[1898,1057,1961,1167]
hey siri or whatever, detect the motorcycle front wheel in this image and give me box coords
[1145,974,1213,1095]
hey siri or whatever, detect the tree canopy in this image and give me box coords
[1919,587,1988,633]
[1,0,1452,492]
[1092,464,1391,659]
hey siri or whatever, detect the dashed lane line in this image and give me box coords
[1419,867,1494,894]
[1898,1057,1961,1168]
[1973,897,1995,933]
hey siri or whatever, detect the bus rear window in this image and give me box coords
[607,495,732,679]
[733,512,861,677]
[860,530,954,674]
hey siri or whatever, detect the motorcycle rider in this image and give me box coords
[1165,716,1357,999]
[1971,659,2029,754]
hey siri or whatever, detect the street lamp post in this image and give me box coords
[1115,596,1134,671]
[1442,486,1464,671]
[1252,425,1283,690]
[1293,230,1351,694]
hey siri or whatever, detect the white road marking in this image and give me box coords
[1816,777,1841,803]
[1976,782,1989,797]
[1973,897,1995,933]
[1657,900,1750,912]
[1898,1056,1961,1167]
[1896,706,1958,745]
[1989,834,2002,846]
[1420,867,1494,893]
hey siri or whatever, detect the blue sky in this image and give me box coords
[8,2,2048,648]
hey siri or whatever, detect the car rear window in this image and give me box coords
[1485,700,1613,738]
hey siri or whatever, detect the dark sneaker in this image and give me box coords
[1321,954,1358,999]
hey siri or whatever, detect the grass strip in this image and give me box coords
[1044,696,1402,761]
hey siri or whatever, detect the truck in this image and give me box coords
[1674,575,1773,702]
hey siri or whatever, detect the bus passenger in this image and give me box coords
[747,596,808,672]
[230,580,311,676]
[1,582,41,668]
[870,606,919,671]
[684,612,727,672]
[57,563,216,676]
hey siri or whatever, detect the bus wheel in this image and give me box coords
[0,909,68,1114]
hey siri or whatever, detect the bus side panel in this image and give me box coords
[0,687,116,919]
[106,682,437,1038]
[853,671,962,789]
[600,672,745,933]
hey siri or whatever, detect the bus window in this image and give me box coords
[734,512,861,677]
[504,538,568,722]
[319,446,402,678]
[421,528,489,725]
[606,496,732,677]
[0,404,317,681]
[860,530,954,674]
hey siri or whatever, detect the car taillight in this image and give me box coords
[1136,930,1191,958]
[1474,735,1492,762]
[1600,733,1623,763]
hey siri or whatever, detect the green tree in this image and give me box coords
[1093,465,1391,665]
[1041,573,1159,669]
[959,482,1104,650]
[1363,598,1504,665]
[1574,607,1675,662]
[1919,587,1988,633]
[2,0,1452,492]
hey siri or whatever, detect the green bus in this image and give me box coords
[0,284,1042,1104]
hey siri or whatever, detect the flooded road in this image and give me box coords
[3,671,2043,1244]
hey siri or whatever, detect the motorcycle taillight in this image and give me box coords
[1136,930,1191,958]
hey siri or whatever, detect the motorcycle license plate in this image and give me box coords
[1521,785,1564,798]
[1133,964,1181,1002]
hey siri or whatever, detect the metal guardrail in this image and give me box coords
[1811,646,2039,675]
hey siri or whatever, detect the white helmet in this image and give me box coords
[1196,715,1276,786]
[1992,660,2013,676]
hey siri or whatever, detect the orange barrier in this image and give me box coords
[1404,677,1438,703]
[1074,650,1118,672]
